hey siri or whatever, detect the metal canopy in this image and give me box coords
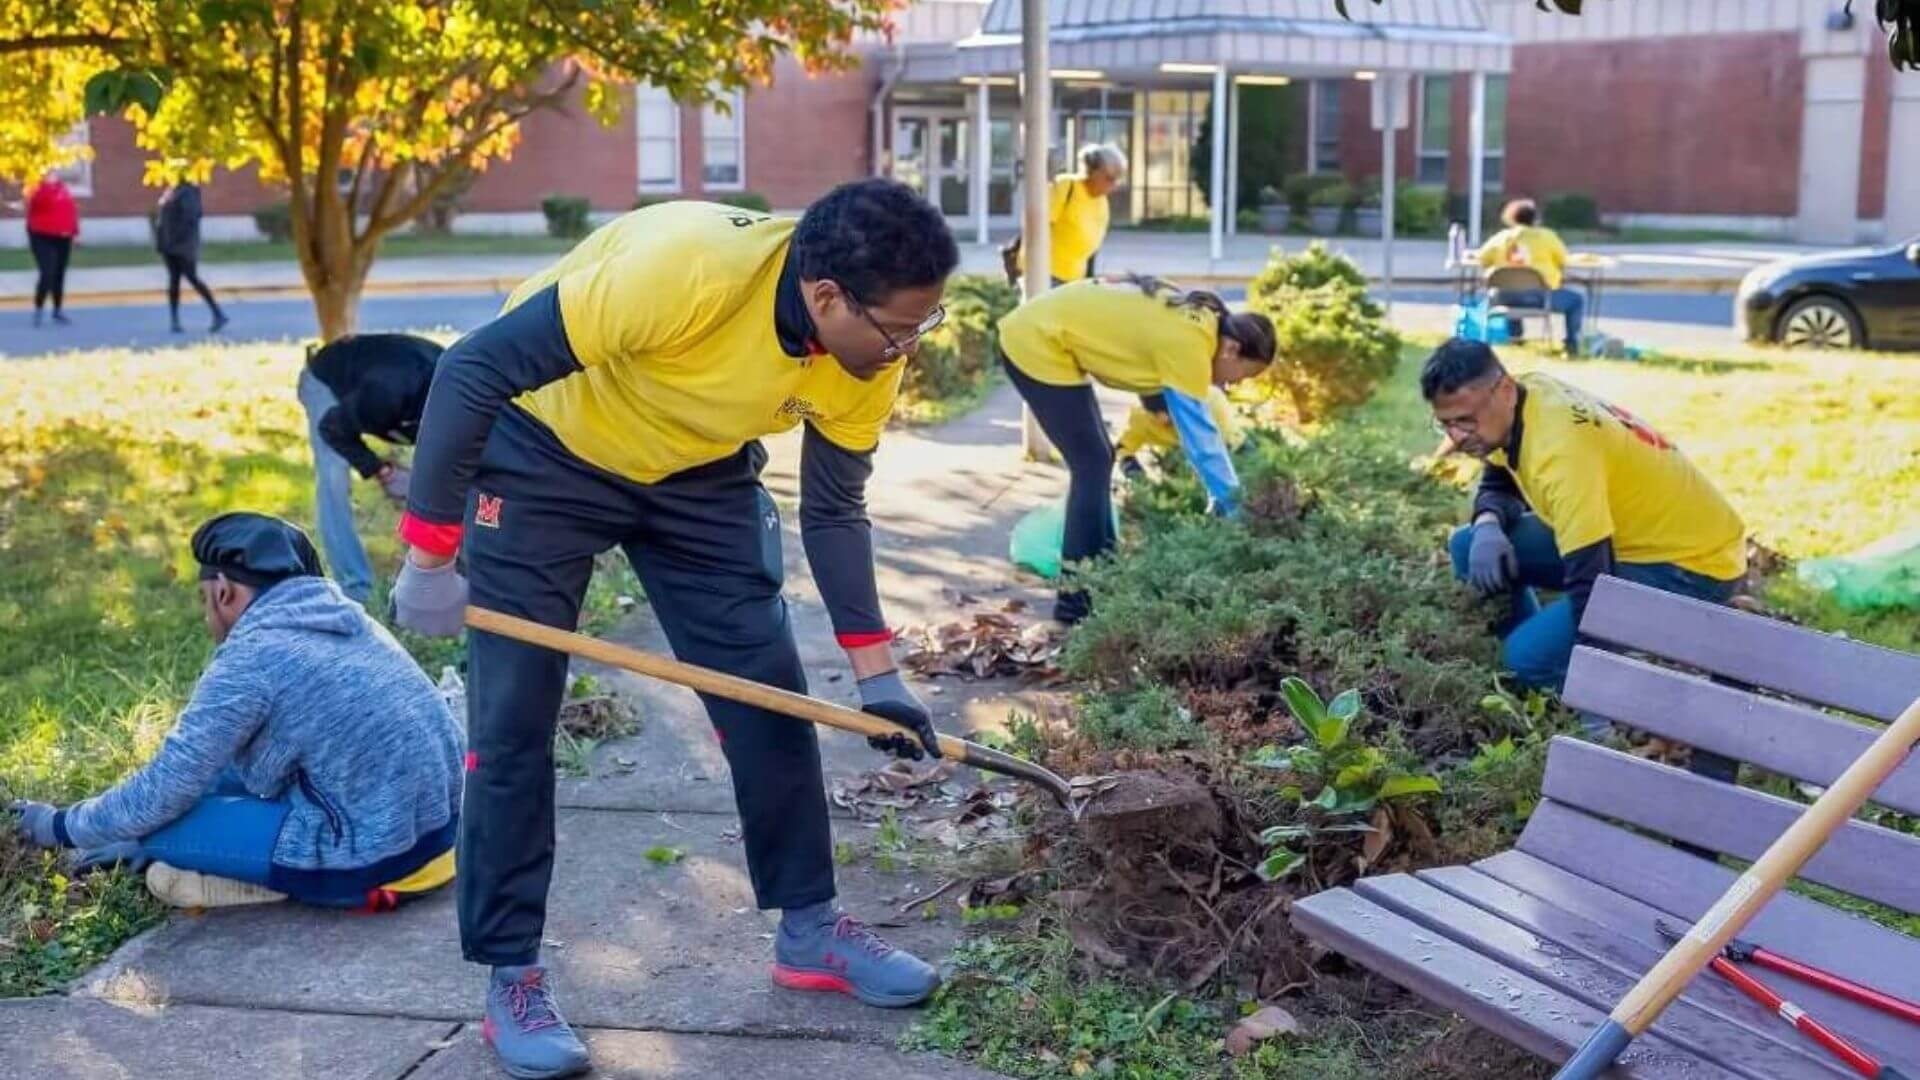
[951,0,1511,77]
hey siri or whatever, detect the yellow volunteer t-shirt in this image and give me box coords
[1048,175,1109,282]
[1486,373,1746,581]
[998,279,1216,401]
[1115,386,1245,459]
[506,202,902,483]
[1478,225,1569,289]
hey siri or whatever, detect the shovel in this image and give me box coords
[465,606,1075,809]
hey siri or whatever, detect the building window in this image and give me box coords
[1311,80,1342,174]
[1418,75,1451,186]
[637,85,680,194]
[1141,90,1208,220]
[51,122,92,198]
[702,90,745,190]
[1482,75,1508,190]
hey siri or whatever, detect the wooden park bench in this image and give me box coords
[1292,576,1920,1077]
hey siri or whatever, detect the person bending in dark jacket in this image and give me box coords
[155,180,228,334]
[298,333,443,605]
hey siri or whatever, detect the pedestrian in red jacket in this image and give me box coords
[26,174,79,327]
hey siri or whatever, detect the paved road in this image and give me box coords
[0,285,1738,359]
[0,289,509,356]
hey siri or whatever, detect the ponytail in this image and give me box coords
[1104,272,1275,366]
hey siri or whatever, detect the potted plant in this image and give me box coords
[1307,181,1350,235]
[1258,185,1290,233]
[1352,180,1383,238]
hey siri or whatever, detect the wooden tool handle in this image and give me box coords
[1610,694,1920,1036]
[464,606,970,756]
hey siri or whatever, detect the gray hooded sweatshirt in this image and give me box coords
[62,576,462,870]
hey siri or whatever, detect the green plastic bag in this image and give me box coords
[1009,501,1119,580]
[1796,529,1920,611]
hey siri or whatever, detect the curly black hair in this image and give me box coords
[792,179,959,305]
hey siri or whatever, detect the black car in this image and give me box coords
[1737,237,1920,350]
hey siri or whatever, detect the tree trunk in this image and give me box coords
[310,277,363,340]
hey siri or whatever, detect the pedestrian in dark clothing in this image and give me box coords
[25,174,78,326]
[300,333,443,605]
[156,181,228,333]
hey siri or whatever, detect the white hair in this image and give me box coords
[1079,143,1127,178]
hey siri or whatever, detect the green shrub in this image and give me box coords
[1544,191,1600,230]
[1395,184,1447,236]
[1247,249,1401,423]
[1248,241,1367,298]
[1131,215,1212,233]
[252,201,293,243]
[1077,683,1205,752]
[1307,180,1353,210]
[899,274,1018,422]
[1283,174,1343,215]
[1352,178,1381,209]
[541,195,592,239]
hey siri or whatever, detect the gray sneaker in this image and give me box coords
[772,913,940,1008]
[482,966,590,1079]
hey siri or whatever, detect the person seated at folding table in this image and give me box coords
[1114,384,1247,479]
[998,274,1276,624]
[8,512,462,911]
[1425,339,1747,703]
[1477,198,1584,356]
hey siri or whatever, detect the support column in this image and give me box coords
[1020,0,1053,459]
[1382,75,1398,319]
[1467,70,1487,247]
[1209,64,1228,263]
[1884,73,1920,241]
[975,80,992,245]
[1225,78,1241,237]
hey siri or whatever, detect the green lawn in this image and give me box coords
[0,231,577,272]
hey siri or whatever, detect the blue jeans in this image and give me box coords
[1492,287,1585,351]
[1448,515,1739,693]
[137,769,454,907]
[298,367,374,604]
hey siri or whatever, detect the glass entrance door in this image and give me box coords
[896,109,1015,218]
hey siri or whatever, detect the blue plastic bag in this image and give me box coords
[1452,298,1510,344]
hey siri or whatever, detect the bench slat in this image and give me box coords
[1579,577,1920,721]
[1356,874,1850,1079]
[1514,802,1920,1006]
[1540,738,1920,912]
[1563,648,1920,818]
[1418,865,1920,1072]
[1290,887,1743,1078]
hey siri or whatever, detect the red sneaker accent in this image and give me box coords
[464,750,480,773]
[771,963,855,997]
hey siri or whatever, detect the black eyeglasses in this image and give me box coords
[847,294,946,360]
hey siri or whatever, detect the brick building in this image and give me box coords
[8,0,1915,248]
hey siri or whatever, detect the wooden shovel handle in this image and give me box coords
[462,606,1074,807]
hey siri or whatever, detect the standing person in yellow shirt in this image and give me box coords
[1002,143,1126,285]
[1424,340,1746,700]
[1478,198,1585,355]
[998,276,1276,624]
[388,181,958,1080]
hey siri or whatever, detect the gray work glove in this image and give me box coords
[857,670,943,761]
[378,464,412,505]
[391,554,469,637]
[10,800,62,849]
[73,841,149,873]
[1467,519,1519,595]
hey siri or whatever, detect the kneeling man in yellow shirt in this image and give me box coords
[1425,339,1746,695]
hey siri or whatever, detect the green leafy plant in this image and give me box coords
[1076,683,1205,752]
[1250,678,1440,880]
[540,195,593,239]
[1283,174,1344,216]
[1394,183,1447,236]
[252,201,294,243]
[1307,181,1354,210]
[1247,259,1402,423]
[1248,241,1368,297]
[643,845,686,866]
[899,274,1018,423]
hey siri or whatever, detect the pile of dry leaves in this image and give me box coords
[897,595,1064,681]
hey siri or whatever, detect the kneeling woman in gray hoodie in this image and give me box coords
[9,512,463,910]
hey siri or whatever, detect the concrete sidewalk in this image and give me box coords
[1,383,1091,1080]
[0,230,1814,307]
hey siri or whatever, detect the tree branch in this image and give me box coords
[0,32,127,55]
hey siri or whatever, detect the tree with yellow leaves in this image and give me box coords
[1,1,897,338]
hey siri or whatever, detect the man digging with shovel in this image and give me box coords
[390,180,959,1080]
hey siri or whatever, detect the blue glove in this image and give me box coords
[857,671,943,761]
[11,800,62,849]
